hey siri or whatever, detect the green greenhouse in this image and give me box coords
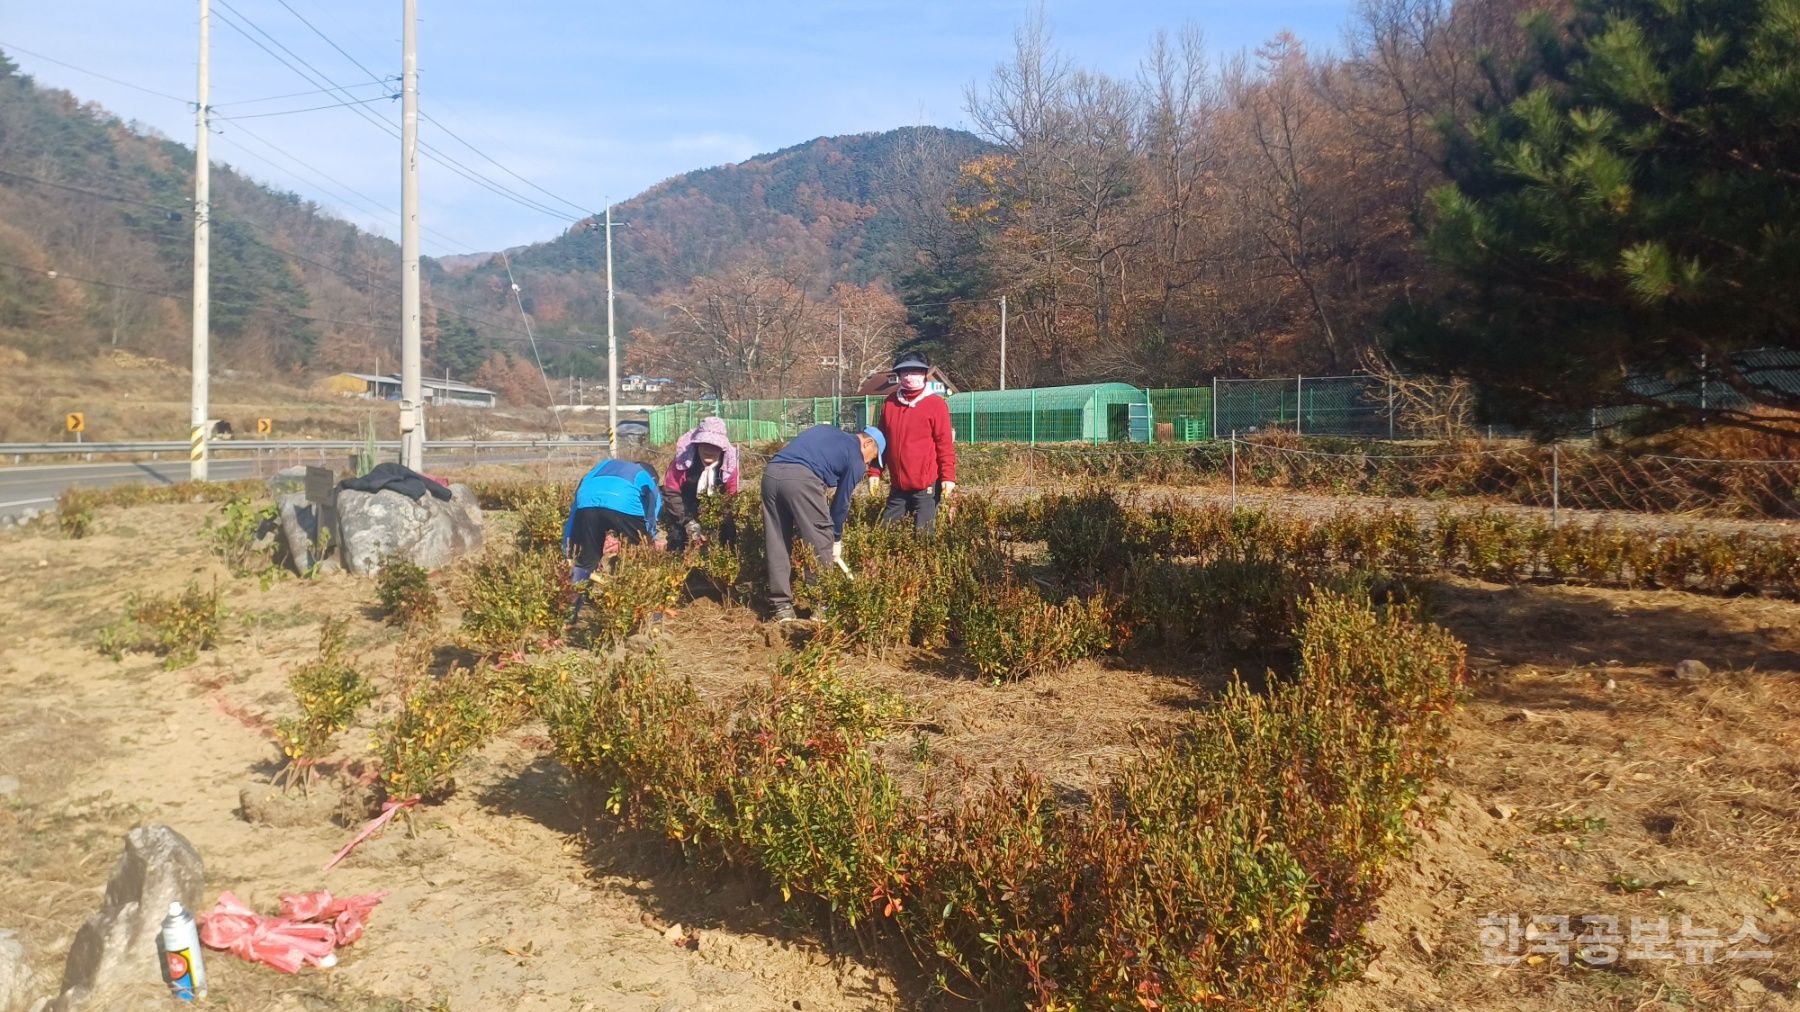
[648,382,1218,447]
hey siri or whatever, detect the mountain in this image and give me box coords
[0,49,988,389]
[432,126,993,375]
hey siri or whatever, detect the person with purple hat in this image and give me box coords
[660,416,740,553]
[761,423,885,622]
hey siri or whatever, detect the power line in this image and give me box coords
[211,0,582,224]
[420,110,592,219]
[269,0,390,90]
[212,79,395,108]
[0,41,189,104]
[212,93,396,121]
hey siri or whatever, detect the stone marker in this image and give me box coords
[44,825,203,1012]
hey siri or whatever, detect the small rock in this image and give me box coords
[35,560,47,569]
[1673,659,1711,680]
[662,923,685,944]
[1603,678,1617,691]
[1735,977,1766,994]
[1488,803,1516,822]
[0,775,19,798]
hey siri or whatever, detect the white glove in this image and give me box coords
[684,520,703,541]
[940,480,957,498]
[868,476,881,496]
[831,541,844,563]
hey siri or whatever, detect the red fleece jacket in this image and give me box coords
[876,390,957,492]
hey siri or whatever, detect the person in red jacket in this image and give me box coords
[875,350,958,532]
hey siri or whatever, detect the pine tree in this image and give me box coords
[1391,0,1800,432]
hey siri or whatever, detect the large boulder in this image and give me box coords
[338,483,483,577]
[45,825,204,1011]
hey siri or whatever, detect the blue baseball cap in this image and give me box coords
[860,426,886,468]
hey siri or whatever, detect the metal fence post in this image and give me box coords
[1552,443,1561,528]
[1296,374,1303,436]
[1230,430,1238,511]
[969,391,977,444]
[1211,376,1219,441]
[1029,389,1037,446]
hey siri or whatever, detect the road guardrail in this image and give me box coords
[2,438,592,463]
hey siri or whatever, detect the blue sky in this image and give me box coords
[2,1,1348,255]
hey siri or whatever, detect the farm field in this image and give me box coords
[0,468,1796,1011]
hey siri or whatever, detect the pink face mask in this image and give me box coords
[898,372,927,393]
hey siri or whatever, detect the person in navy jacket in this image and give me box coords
[564,458,662,584]
[761,424,884,622]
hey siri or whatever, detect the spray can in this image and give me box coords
[158,901,207,1001]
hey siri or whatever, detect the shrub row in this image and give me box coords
[973,491,1800,599]
[57,479,266,538]
[947,436,1800,520]
[539,591,1465,1008]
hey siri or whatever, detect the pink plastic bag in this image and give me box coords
[199,889,388,973]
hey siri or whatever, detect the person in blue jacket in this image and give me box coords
[762,424,884,622]
[564,458,662,584]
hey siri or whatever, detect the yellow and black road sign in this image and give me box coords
[65,412,84,433]
[256,418,273,434]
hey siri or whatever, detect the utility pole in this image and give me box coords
[605,202,618,457]
[189,0,211,481]
[398,0,424,471]
[836,308,844,405]
[998,294,1007,392]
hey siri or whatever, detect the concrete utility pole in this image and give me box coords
[998,294,1008,392]
[398,0,424,471]
[605,202,619,457]
[189,0,211,481]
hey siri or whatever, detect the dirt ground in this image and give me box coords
[1,494,1797,1010]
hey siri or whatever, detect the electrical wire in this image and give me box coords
[211,0,583,223]
[0,41,189,104]
[212,80,396,107]
[498,252,568,440]
[212,93,397,121]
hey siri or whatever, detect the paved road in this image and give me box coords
[0,452,566,521]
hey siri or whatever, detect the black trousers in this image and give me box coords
[568,507,647,571]
[881,486,940,533]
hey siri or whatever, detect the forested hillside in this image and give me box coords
[0,51,985,401]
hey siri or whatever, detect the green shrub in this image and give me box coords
[957,579,1116,681]
[453,546,575,656]
[375,557,438,627]
[512,484,569,553]
[204,495,280,577]
[98,581,225,669]
[274,618,376,794]
[375,665,503,807]
[537,590,1466,1008]
[577,545,687,648]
